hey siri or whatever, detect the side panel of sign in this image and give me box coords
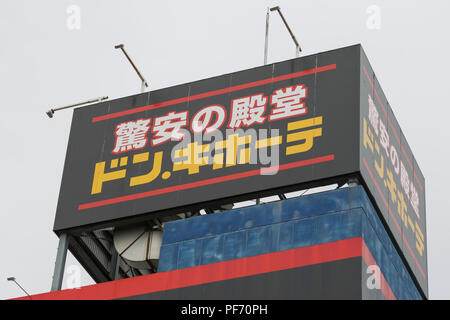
[359,47,427,296]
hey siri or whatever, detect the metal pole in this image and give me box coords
[348,177,359,187]
[46,96,108,118]
[270,6,302,57]
[109,249,120,280]
[7,277,30,297]
[115,44,149,92]
[51,233,69,291]
[264,7,270,65]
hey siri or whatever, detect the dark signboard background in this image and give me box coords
[53,44,427,297]
[359,47,427,296]
[54,45,361,232]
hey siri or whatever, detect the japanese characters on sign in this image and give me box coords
[360,56,427,296]
[53,44,426,295]
[366,94,421,218]
[363,96,424,256]
[89,84,323,198]
[109,84,308,154]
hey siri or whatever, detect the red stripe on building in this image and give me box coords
[91,64,336,123]
[78,154,334,210]
[12,237,362,300]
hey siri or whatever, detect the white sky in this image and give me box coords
[1,0,449,300]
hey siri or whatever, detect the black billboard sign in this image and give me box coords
[53,44,426,296]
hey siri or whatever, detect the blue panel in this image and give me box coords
[157,243,178,272]
[161,209,364,272]
[278,221,294,251]
[269,224,281,253]
[316,209,362,244]
[292,216,317,248]
[163,187,354,244]
[363,213,414,300]
[177,239,202,270]
[223,231,245,260]
[355,186,422,300]
[245,225,273,257]
[158,185,423,299]
[201,235,224,265]
[289,187,351,218]
[177,240,196,269]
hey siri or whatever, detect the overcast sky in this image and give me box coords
[1,0,449,300]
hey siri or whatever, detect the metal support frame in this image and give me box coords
[264,8,270,65]
[264,6,302,65]
[69,235,111,283]
[109,248,120,280]
[348,177,360,187]
[7,277,30,297]
[278,194,287,200]
[46,96,108,118]
[51,233,69,291]
[114,44,149,93]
